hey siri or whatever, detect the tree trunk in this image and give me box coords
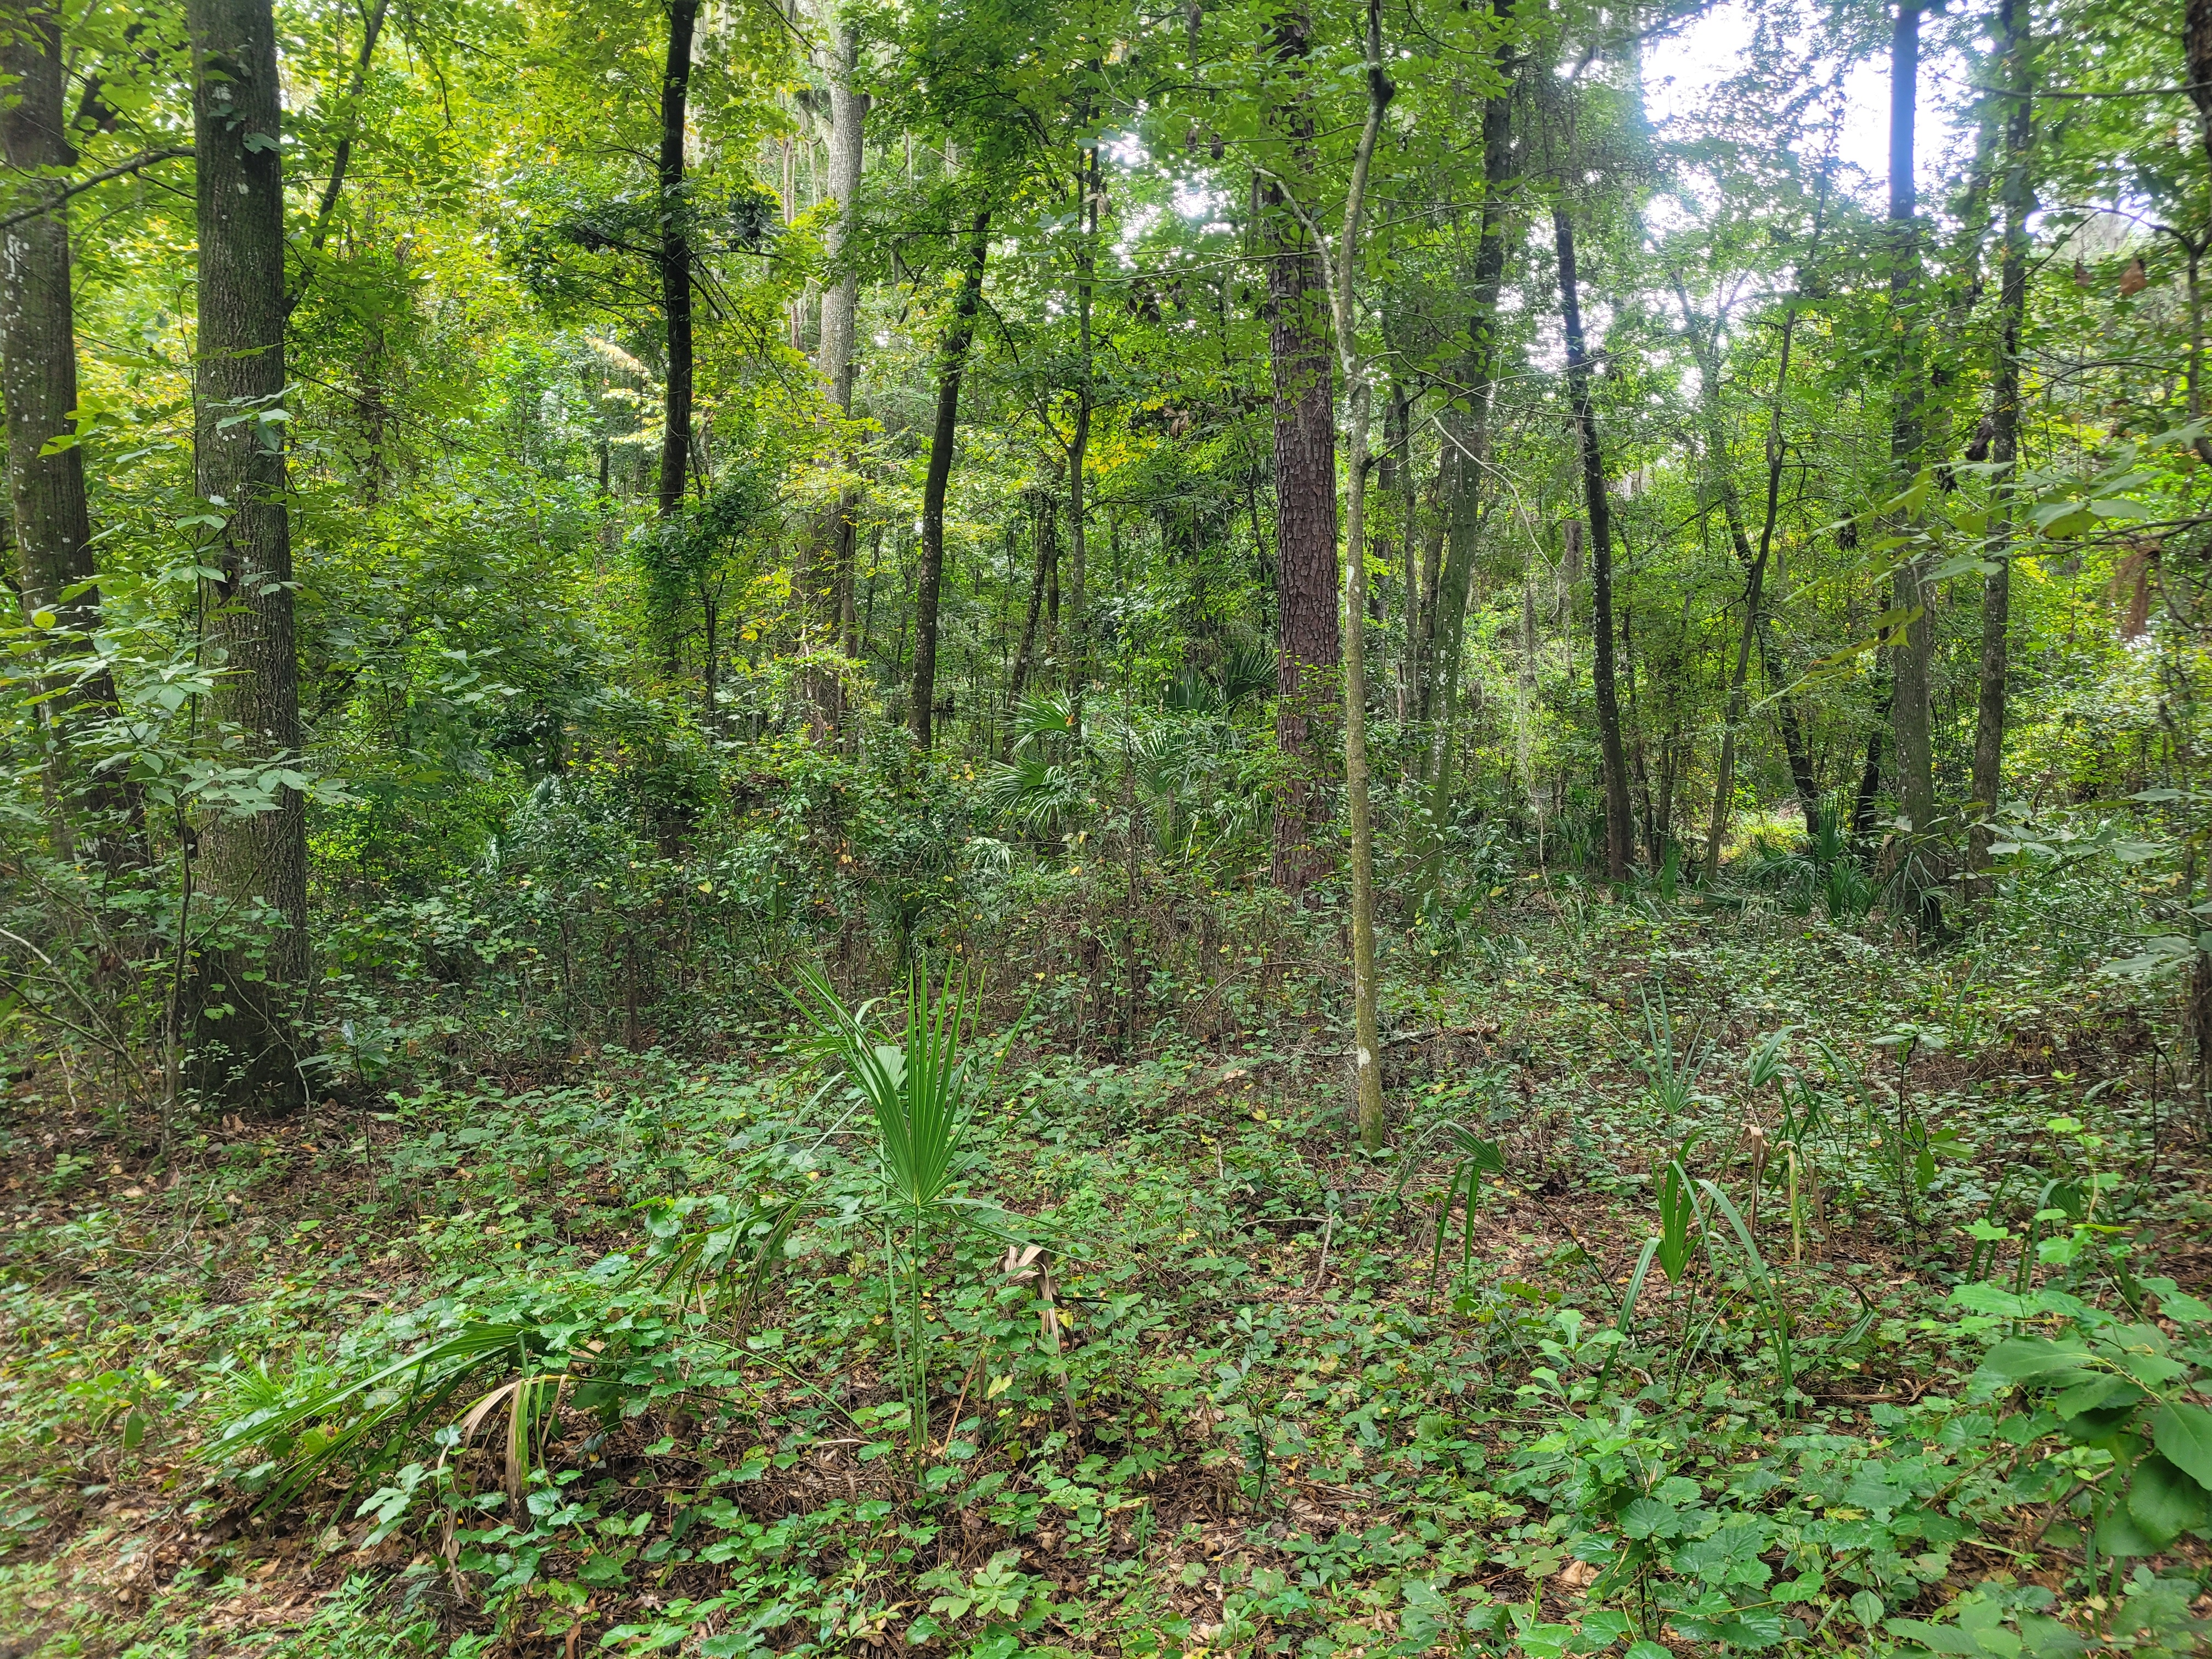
[1,0,136,862]
[1420,25,1517,867]
[1685,254,1812,879]
[909,211,990,750]
[657,0,700,516]
[187,0,309,1114]
[1008,495,1052,716]
[811,16,866,729]
[2188,0,2212,173]
[1066,140,1096,705]
[819,20,865,419]
[1260,50,1340,895]
[1852,679,1890,842]
[1552,203,1633,885]
[1330,0,1391,1149]
[1971,0,2033,872]
[1887,1,1938,835]
[1384,382,1418,716]
[1764,619,1821,838]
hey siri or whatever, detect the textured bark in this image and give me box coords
[1263,191,1339,894]
[1553,203,1633,884]
[187,0,309,1113]
[909,212,990,749]
[657,0,699,515]
[1887,1,1938,835]
[0,0,136,861]
[1971,0,2033,872]
[0,5,88,629]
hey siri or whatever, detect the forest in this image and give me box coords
[4,0,2212,1650]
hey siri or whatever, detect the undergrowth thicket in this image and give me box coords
[4,884,2208,1659]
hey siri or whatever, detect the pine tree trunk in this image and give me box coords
[909,212,990,750]
[1262,184,1339,894]
[187,0,309,1114]
[1552,204,1634,885]
[657,0,699,516]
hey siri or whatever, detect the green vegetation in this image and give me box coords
[5,0,2212,1650]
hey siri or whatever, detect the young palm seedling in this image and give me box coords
[1631,981,1717,1122]
[792,961,1015,1452]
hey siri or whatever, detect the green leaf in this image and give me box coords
[1621,1496,1685,1540]
[1979,1336,2096,1381]
[2094,1503,2165,1559]
[2051,1375,2132,1418]
[2152,1402,2212,1490]
[2128,1454,2210,1546]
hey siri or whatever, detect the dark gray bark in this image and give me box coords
[0,0,137,862]
[909,211,990,749]
[1971,0,2033,868]
[1261,4,1340,896]
[657,0,700,515]
[187,0,309,1113]
[1553,202,1633,884]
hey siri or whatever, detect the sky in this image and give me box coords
[1641,0,1979,202]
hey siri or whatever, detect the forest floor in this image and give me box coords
[3,886,2210,1659]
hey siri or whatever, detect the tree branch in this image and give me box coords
[0,147,193,232]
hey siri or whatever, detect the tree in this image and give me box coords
[1268,0,1391,1145]
[185,0,309,1112]
[909,211,990,749]
[1260,3,1340,896]
[1418,9,1519,870]
[817,14,867,661]
[1886,0,1938,841]
[1685,188,1826,877]
[657,0,701,515]
[1969,0,2032,871]
[0,0,136,862]
[1552,194,1633,886]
